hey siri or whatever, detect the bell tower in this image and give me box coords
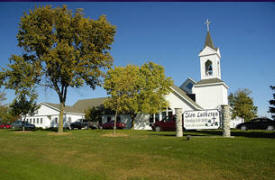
[192,19,228,109]
[199,19,221,80]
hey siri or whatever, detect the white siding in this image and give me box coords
[165,92,196,113]
[199,47,221,80]
[192,84,228,109]
[134,92,197,130]
[134,114,151,130]
[37,104,59,115]
[23,104,84,129]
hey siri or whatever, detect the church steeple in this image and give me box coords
[193,19,229,110]
[198,19,221,80]
[204,19,215,49]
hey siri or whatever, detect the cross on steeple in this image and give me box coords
[205,19,211,32]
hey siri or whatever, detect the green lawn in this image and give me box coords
[0,129,275,180]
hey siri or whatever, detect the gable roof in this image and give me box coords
[72,97,107,113]
[180,77,196,88]
[179,77,197,94]
[41,98,106,114]
[171,84,203,110]
[41,103,83,114]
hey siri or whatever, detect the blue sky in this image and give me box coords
[0,2,274,117]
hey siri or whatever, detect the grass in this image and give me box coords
[0,129,275,180]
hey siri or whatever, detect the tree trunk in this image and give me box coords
[58,102,65,133]
[22,117,26,132]
[113,110,118,135]
[130,113,136,130]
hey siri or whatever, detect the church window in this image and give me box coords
[155,114,160,122]
[186,82,193,89]
[107,116,112,122]
[205,60,213,76]
[117,116,121,123]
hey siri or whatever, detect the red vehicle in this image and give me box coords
[0,123,12,129]
[102,121,126,129]
[152,115,183,131]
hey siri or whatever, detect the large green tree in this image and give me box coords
[104,65,140,133]
[0,5,116,133]
[268,86,275,120]
[10,93,39,131]
[0,92,17,124]
[104,62,173,131]
[0,92,8,122]
[228,89,257,122]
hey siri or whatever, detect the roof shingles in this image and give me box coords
[44,86,203,113]
[171,84,202,109]
[43,97,107,114]
[195,78,224,85]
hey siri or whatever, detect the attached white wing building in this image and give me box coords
[24,103,84,129]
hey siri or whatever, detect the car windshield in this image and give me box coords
[76,119,88,123]
[251,118,272,123]
[162,116,174,122]
[72,121,80,124]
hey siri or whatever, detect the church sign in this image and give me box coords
[183,109,220,130]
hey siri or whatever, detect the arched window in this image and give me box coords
[205,60,213,76]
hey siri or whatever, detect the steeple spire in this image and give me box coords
[204,19,215,49]
[204,32,215,49]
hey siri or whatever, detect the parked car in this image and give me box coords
[88,121,101,129]
[0,123,11,129]
[70,119,89,130]
[70,119,100,130]
[236,117,275,131]
[151,115,185,132]
[102,121,126,129]
[11,120,35,130]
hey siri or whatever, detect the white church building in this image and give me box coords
[134,26,231,129]
[23,21,243,129]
